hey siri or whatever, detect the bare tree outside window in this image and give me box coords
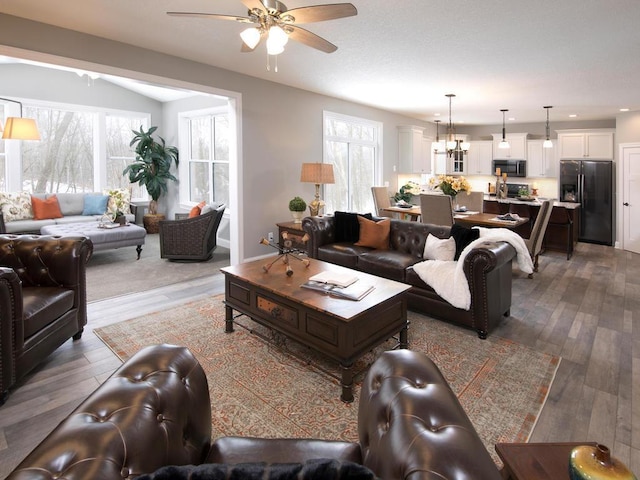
[22,106,94,193]
[323,112,380,213]
[188,113,229,207]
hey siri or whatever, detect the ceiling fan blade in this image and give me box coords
[288,25,337,53]
[166,12,255,24]
[283,3,357,23]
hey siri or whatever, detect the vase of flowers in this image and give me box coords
[393,181,421,203]
[429,175,472,209]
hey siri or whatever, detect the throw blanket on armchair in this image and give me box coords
[413,227,534,310]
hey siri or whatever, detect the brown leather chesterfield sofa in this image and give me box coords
[0,234,93,405]
[6,344,502,480]
[302,215,516,338]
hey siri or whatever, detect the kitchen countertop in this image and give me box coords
[483,195,580,209]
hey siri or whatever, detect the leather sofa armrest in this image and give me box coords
[6,345,212,480]
[208,437,361,465]
[358,350,502,480]
[462,240,516,276]
[0,267,22,401]
[302,216,336,258]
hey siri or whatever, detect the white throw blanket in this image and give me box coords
[412,227,534,310]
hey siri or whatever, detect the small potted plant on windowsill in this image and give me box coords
[289,196,307,223]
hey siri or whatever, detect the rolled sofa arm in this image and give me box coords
[463,241,517,338]
[301,216,336,258]
[0,268,22,403]
[358,349,502,480]
[6,344,212,480]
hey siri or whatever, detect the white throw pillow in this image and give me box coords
[423,234,456,261]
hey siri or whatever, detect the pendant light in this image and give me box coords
[498,109,510,149]
[432,120,445,153]
[444,94,470,157]
[543,106,553,148]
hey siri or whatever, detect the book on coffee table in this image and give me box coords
[307,271,358,288]
[301,280,374,301]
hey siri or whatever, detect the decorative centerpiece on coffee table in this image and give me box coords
[259,232,310,276]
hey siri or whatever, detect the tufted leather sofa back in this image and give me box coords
[6,344,212,480]
[0,234,92,289]
[358,349,502,480]
[389,221,450,258]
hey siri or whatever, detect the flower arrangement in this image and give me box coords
[429,175,472,197]
[393,181,421,203]
[104,188,131,219]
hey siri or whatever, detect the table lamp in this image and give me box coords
[300,163,335,216]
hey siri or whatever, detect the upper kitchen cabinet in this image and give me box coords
[492,133,529,159]
[398,125,431,174]
[526,139,557,178]
[466,141,493,175]
[556,129,614,159]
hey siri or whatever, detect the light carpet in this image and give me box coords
[85,233,230,302]
[94,296,560,463]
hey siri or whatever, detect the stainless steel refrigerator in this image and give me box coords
[559,160,613,245]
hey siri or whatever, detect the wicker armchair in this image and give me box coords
[159,204,226,261]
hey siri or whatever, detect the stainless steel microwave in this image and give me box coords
[492,159,527,177]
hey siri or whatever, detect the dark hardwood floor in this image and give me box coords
[0,243,638,478]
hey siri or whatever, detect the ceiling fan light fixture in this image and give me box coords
[499,109,510,149]
[240,27,261,49]
[543,105,553,148]
[266,26,288,55]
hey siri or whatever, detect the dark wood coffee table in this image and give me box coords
[495,442,598,480]
[221,258,411,402]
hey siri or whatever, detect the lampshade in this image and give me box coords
[240,27,261,49]
[300,163,335,185]
[1,117,41,140]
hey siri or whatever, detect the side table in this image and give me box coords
[276,221,308,252]
[495,442,597,480]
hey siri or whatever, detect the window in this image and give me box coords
[0,104,5,190]
[181,109,230,207]
[323,111,382,213]
[0,98,149,197]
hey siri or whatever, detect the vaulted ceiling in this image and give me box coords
[1,0,640,125]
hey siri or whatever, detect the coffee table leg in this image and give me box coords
[340,362,354,403]
[225,304,234,333]
[399,322,408,349]
[136,245,142,260]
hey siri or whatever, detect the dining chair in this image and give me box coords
[457,191,484,213]
[524,200,553,277]
[419,194,454,227]
[371,186,394,217]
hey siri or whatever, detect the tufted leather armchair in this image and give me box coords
[0,234,93,405]
[7,344,502,479]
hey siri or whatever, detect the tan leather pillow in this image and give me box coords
[355,216,390,250]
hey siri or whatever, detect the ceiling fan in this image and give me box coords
[167,0,358,55]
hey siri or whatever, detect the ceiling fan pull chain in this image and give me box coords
[275,54,279,73]
[266,52,271,71]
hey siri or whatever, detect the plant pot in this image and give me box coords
[290,211,304,224]
[143,213,165,233]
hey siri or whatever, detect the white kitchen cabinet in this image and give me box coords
[466,141,493,175]
[492,133,528,159]
[398,125,430,173]
[556,129,614,159]
[526,139,556,178]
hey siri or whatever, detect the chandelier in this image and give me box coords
[444,94,470,158]
[432,120,445,153]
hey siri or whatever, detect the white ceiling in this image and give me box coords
[1,0,640,125]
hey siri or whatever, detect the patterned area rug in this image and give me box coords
[94,296,560,463]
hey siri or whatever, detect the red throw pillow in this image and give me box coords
[31,195,63,220]
[188,201,207,218]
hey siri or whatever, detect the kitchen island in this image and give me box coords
[483,196,580,259]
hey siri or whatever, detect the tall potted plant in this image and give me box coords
[124,126,179,232]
